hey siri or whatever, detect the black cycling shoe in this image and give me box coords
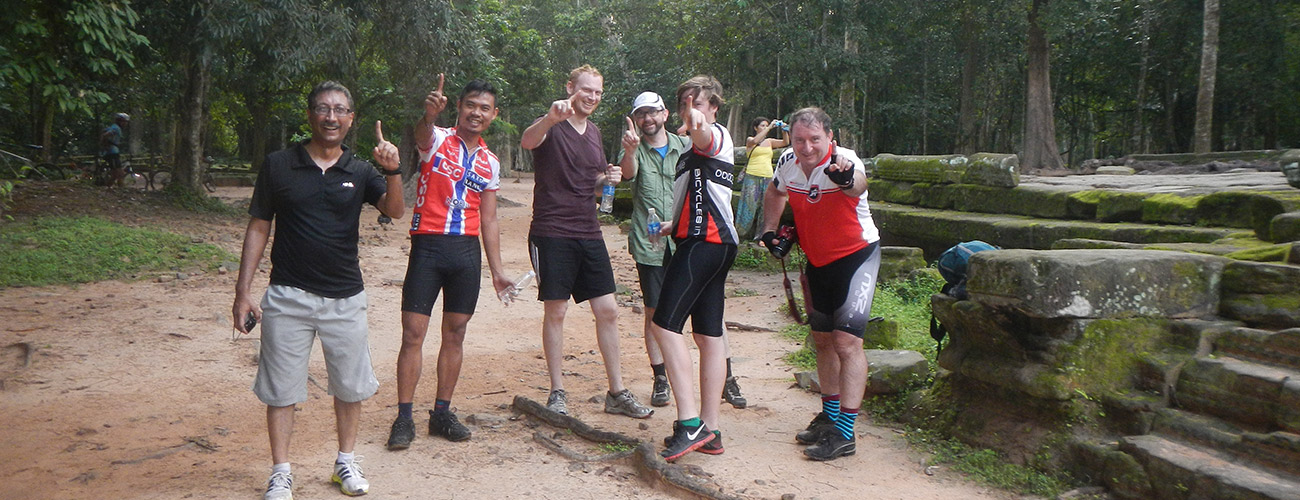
[429,409,472,442]
[386,415,415,450]
[804,431,856,461]
[722,376,747,409]
[795,412,835,445]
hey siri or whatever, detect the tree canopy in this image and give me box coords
[2,0,1297,187]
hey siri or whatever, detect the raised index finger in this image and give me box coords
[626,116,635,133]
[375,120,385,143]
[436,73,445,94]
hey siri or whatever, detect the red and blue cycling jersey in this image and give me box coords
[411,126,500,236]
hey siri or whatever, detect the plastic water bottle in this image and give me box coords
[599,180,616,214]
[646,208,663,252]
[499,270,536,306]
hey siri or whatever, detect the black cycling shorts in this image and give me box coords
[652,239,737,337]
[805,241,881,338]
[529,235,616,303]
[401,234,482,316]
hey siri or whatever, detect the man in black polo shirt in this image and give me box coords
[233,81,404,500]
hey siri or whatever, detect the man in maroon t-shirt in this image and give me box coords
[519,65,651,419]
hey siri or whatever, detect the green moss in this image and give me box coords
[1096,191,1149,222]
[1059,319,1171,398]
[1068,190,1106,205]
[1224,244,1292,262]
[1142,194,1203,225]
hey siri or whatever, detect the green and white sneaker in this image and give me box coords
[332,458,369,496]
[263,470,293,500]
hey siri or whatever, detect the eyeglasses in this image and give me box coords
[311,105,353,116]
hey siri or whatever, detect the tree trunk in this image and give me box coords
[1132,0,1154,154]
[1192,0,1220,154]
[38,100,55,162]
[837,30,858,150]
[174,43,211,193]
[1022,0,1064,171]
[955,2,980,155]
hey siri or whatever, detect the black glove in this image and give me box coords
[825,164,855,188]
[760,231,781,256]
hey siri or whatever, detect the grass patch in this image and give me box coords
[731,245,807,272]
[0,216,234,287]
[729,287,759,297]
[904,429,1071,497]
[596,441,636,453]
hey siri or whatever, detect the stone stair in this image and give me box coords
[1108,319,1300,498]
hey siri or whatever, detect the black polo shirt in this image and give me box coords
[249,141,387,298]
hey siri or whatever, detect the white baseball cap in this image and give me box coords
[631,91,665,112]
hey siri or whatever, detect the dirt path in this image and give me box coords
[0,179,1020,499]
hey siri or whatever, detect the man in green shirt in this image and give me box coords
[618,91,747,409]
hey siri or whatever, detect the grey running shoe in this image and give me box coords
[546,389,569,415]
[605,389,654,418]
[804,431,856,461]
[264,470,293,500]
[429,409,471,442]
[385,415,415,450]
[660,421,714,462]
[723,376,747,409]
[796,412,836,445]
[650,375,671,407]
[332,457,369,496]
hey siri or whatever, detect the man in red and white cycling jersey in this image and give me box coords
[761,107,880,462]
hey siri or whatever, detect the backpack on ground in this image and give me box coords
[930,240,1000,351]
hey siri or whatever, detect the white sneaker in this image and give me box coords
[264,470,293,500]
[332,458,369,496]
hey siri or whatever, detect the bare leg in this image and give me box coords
[653,323,697,420]
[588,294,624,393]
[435,312,472,400]
[542,300,570,391]
[695,333,726,430]
[396,312,432,404]
[644,306,664,366]
[267,405,295,464]
[832,330,868,410]
[811,330,842,396]
[335,397,361,454]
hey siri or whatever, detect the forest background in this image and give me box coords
[3,0,1298,192]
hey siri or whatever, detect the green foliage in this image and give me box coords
[596,441,635,454]
[912,431,1071,497]
[0,180,14,220]
[0,216,233,287]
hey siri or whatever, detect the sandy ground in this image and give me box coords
[0,179,1022,499]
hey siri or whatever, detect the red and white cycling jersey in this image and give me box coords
[772,146,879,267]
[411,126,500,236]
[671,123,738,245]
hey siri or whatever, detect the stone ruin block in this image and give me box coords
[967,249,1226,319]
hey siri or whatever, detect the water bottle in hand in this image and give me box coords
[499,270,537,306]
[599,180,616,214]
[646,207,663,252]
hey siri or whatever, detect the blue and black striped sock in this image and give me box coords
[821,394,841,421]
[836,407,858,440]
[434,399,451,413]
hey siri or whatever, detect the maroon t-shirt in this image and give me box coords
[528,118,605,239]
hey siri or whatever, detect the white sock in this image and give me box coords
[272,462,291,475]
[337,451,354,464]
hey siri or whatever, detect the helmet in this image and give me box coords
[114,112,130,123]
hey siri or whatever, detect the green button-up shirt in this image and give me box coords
[618,133,689,266]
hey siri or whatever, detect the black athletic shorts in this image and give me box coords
[529,235,616,303]
[805,241,881,338]
[652,239,737,337]
[635,247,673,309]
[401,234,482,316]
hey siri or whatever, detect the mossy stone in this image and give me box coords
[1270,211,1300,243]
[1142,194,1203,225]
[1096,191,1150,222]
